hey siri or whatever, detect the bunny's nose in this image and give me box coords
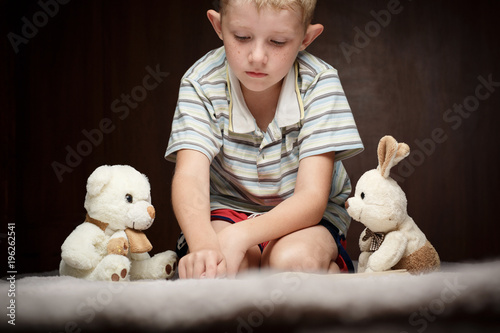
[147,206,156,219]
[345,200,349,209]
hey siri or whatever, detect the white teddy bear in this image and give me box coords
[59,165,177,281]
[346,136,440,274]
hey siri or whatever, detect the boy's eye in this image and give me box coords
[271,40,286,46]
[234,35,249,41]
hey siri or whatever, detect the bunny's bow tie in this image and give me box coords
[363,228,386,252]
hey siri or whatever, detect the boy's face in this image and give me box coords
[214,1,310,94]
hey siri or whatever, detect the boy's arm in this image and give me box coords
[172,149,226,279]
[218,151,336,275]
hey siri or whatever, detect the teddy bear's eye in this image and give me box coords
[125,194,133,203]
[361,192,365,199]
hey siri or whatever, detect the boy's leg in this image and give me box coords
[211,220,262,271]
[261,225,339,273]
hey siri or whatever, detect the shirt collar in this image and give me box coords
[227,62,304,133]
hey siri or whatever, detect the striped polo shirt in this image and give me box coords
[165,46,363,236]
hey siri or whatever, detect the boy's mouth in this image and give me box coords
[246,71,268,78]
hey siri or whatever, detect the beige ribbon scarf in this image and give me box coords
[85,214,152,254]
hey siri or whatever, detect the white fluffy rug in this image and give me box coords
[2,260,500,332]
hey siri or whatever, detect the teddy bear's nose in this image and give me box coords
[345,200,349,209]
[147,206,156,219]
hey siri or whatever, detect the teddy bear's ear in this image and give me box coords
[377,136,410,178]
[86,165,113,197]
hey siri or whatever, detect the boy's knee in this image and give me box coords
[268,244,328,272]
[239,245,261,271]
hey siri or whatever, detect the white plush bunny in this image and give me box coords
[60,165,177,281]
[346,136,440,274]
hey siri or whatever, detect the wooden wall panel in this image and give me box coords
[3,0,499,273]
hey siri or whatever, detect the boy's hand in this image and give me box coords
[178,248,227,279]
[216,223,252,278]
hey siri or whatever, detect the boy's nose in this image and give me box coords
[248,43,268,65]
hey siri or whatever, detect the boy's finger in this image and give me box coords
[216,260,227,279]
[178,258,187,279]
[204,257,218,279]
[193,258,206,279]
[226,266,237,279]
[225,256,242,279]
[184,256,195,279]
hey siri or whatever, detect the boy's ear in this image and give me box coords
[207,10,223,40]
[300,24,324,51]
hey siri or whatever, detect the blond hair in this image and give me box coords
[218,0,317,27]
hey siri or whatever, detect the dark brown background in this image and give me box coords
[2,0,500,274]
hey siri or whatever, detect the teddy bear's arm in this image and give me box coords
[61,223,106,270]
[107,230,129,256]
[366,231,407,272]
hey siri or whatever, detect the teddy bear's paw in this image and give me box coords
[165,260,178,278]
[90,254,131,281]
[157,251,178,279]
[129,250,178,280]
[111,268,128,282]
[107,237,129,256]
[107,265,130,282]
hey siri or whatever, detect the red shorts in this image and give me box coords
[209,209,354,273]
[211,209,270,251]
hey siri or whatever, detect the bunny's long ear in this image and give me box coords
[377,136,410,178]
[393,142,410,166]
[86,165,112,196]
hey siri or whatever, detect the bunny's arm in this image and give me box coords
[366,231,407,272]
[359,228,371,252]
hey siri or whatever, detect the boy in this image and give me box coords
[165,0,363,279]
